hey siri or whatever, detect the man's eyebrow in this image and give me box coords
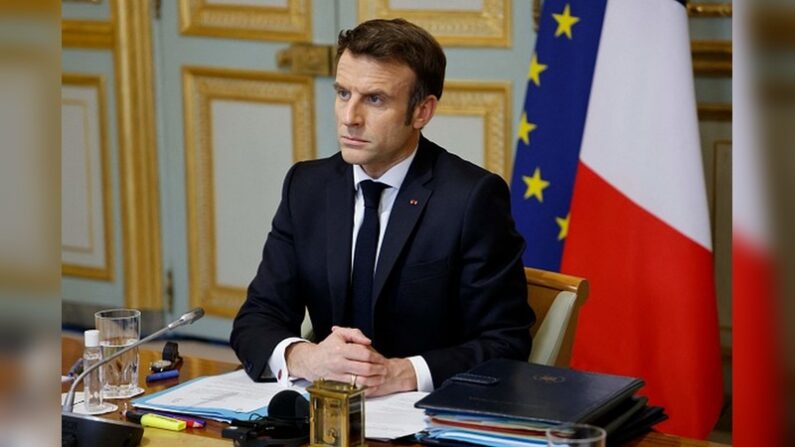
[332,83,390,99]
[363,89,389,98]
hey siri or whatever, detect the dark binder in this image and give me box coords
[415,359,644,425]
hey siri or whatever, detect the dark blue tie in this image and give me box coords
[350,180,388,338]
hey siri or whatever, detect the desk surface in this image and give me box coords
[61,337,726,447]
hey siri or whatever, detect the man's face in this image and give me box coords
[334,50,421,178]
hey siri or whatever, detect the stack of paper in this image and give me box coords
[417,412,551,446]
[364,391,428,440]
[132,369,429,441]
[413,360,666,446]
[132,370,307,422]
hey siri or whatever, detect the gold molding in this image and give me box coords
[179,0,312,42]
[698,103,732,122]
[358,0,511,47]
[61,99,96,255]
[532,0,541,33]
[532,2,733,33]
[183,66,315,318]
[437,81,511,181]
[113,0,163,309]
[688,3,732,18]
[61,74,114,281]
[692,40,732,77]
[62,20,114,49]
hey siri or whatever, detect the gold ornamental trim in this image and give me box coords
[688,3,732,18]
[358,0,511,48]
[62,20,114,49]
[437,81,512,180]
[697,103,732,122]
[62,73,115,281]
[179,0,312,42]
[113,0,163,310]
[183,66,315,318]
[692,40,732,77]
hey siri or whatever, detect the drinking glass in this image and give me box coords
[546,423,606,447]
[95,308,144,399]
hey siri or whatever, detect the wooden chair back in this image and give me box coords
[525,267,589,367]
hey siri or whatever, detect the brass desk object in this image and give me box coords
[307,379,365,447]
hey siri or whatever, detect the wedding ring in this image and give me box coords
[350,374,358,387]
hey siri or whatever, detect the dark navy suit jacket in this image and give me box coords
[231,136,534,388]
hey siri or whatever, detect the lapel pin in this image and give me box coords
[409,199,418,205]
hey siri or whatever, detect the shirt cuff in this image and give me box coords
[407,355,434,392]
[268,337,307,387]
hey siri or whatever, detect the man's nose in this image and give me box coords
[342,100,363,127]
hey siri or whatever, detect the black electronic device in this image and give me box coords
[162,341,182,364]
[61,412,143,447]
[61,308,205,447]
[222,389,310,447]
[150,341,183,372]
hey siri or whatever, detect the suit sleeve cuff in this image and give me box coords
[407,355,434,392]
[268,337,307,386]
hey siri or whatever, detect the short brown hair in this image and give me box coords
[337,18,446,123]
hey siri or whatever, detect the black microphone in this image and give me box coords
[167,307,205,330]
[223,390,309,446]
[61,308,205,447]
[268,389,309,425]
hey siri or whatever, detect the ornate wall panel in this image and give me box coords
[183,67,315,318]
[179,0,312,42]
[62,74,114,280]
[423,81,511,180]
[62,20,114,49]
[62,0,164,309]
[112,0,164,310]
[358,0,511,47]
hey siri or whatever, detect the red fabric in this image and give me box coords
[733,234,784,447]
[562,163,723,439]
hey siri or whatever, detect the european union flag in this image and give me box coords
[509,0,608,270]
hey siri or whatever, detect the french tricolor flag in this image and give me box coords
[732,1,785,444]
[510,0,722,438]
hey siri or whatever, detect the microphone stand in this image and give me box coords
[64,310,199,412]
[62,308,204,447]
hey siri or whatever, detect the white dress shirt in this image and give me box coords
[267,147,434,392]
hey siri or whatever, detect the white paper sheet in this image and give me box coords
[365,391,429,440]
[145,369,301,413]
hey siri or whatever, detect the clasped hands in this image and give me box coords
[285,326,416,397]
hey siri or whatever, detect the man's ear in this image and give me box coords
[411,95,439,130]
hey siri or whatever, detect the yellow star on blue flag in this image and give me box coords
[553,4,581,39]
[509,0,608,270]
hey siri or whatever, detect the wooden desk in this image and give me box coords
[61,337,726,447]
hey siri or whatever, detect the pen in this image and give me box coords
[146,369,179,382]
[66,358,83,378]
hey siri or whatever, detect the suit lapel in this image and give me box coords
[371,138,434,310]
[326,160,354,325]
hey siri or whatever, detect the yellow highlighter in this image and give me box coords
[140,413,187,431]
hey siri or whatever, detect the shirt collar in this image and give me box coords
[352,145,418,191]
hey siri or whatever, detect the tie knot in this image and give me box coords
[360,180,388,209]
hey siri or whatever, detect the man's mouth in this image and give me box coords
[341,136,368,146]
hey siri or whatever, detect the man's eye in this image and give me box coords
[337,90,350,100]
[367,95,383,105]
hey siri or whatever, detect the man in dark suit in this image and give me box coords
[231,18,534,397]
